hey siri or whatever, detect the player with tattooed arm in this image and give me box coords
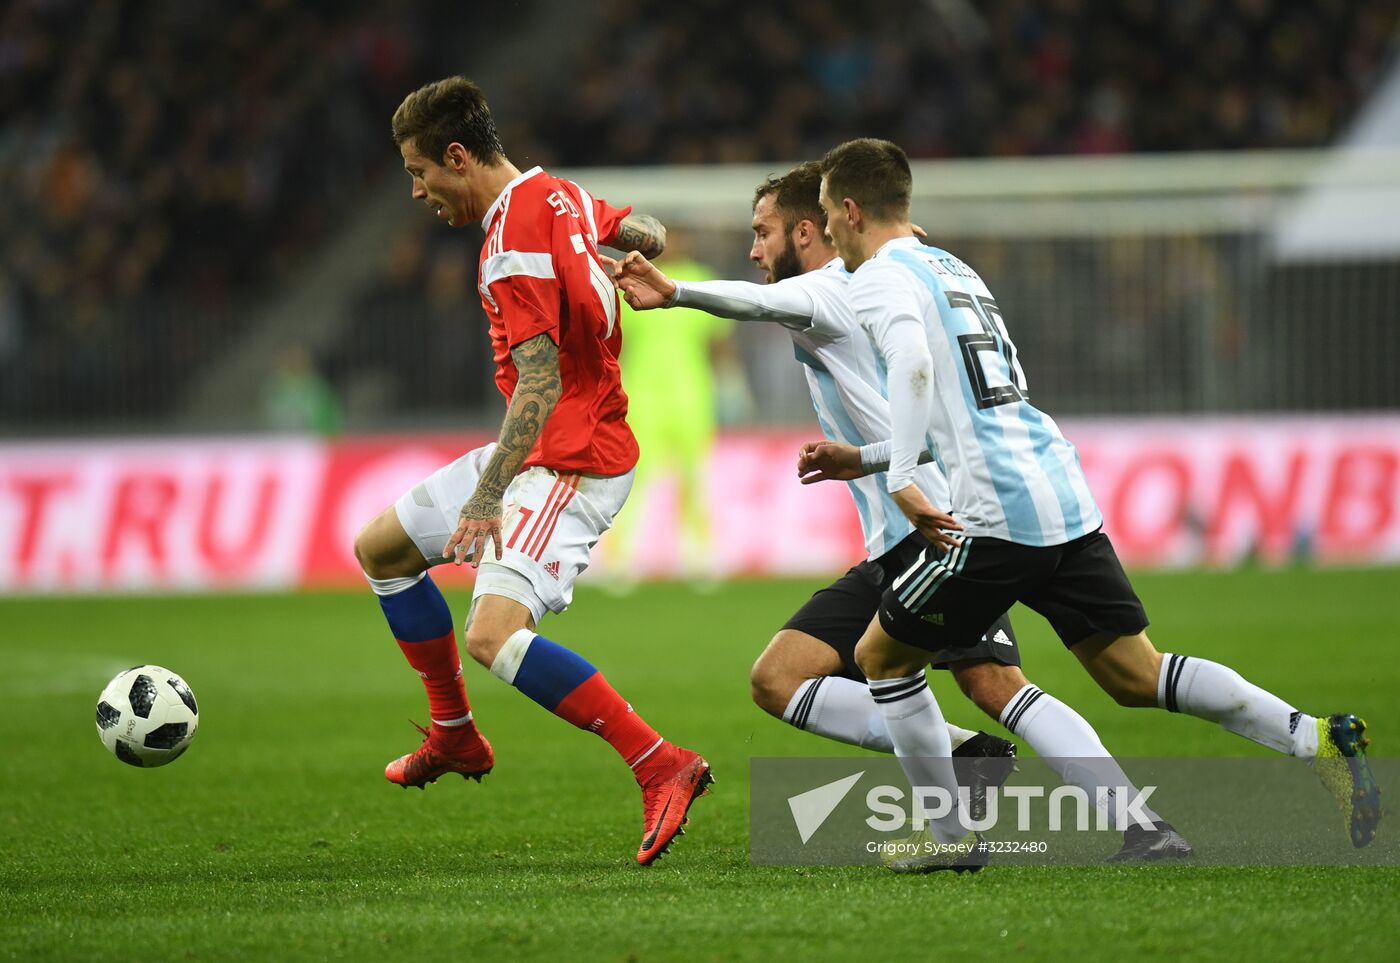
[353,76,710,866]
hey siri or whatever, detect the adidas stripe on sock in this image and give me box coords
[782,676,975,752]
[1158,653,1318,757]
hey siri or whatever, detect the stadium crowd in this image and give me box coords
[0,0,488,426]
[534,0,1396,166]
[1,0,1395,428]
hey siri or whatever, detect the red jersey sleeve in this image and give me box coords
[483,255,560,349]
[591,196,631,248]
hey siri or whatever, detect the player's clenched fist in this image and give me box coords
[605,250,676,311]
[797,440,864,483]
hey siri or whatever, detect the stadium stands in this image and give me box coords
[1,0,1395,429]
[537,0,1397,165]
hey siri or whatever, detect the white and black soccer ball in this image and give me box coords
[95,665,199,768]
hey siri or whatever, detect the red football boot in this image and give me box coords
[636,747,713,865]
[385,721,494,789]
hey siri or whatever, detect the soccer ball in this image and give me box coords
[95,665,199,768]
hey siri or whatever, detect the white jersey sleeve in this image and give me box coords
[671,277,816,329]
[849,260,936,493]
[860,438,893,472]
[672,264,853,345]
[859,439,936,474]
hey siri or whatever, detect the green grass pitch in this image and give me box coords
[2,568,1396,961]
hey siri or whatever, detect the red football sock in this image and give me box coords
[553,673,675,779]
[396,633,477,745]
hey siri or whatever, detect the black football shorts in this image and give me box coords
[878,529,1148,654]
[781,531,1022,682]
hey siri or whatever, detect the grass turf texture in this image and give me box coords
[2,567,1396,961]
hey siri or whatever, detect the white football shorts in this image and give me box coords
[394,442,633,625]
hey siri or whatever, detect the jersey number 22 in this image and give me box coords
[946,290,1027,410]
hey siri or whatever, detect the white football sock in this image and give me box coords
[782,676,976,752]
[868,672,965,844]
[1000,683,1161,829]
[1159,653,1318,758]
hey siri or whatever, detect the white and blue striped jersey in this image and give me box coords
[849,236,1101,546]
[671,258,947,559]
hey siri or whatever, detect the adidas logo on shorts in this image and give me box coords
[992,629,1012,645]
[543,560,561,580]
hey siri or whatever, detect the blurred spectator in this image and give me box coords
[334,227,492,421]
[261,344,342,436]
[420,246,492,412]
[0,270,29,413]
[606,236,750,583]
[337,227,430,414]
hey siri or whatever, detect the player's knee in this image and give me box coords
[354,509,421,580]
[462,597,533,670]
[353,527,400,580]
[749,653,795,718]
[352,524,378,573]
[852,640,874,678]
[854,637,908,680]
[462,619,503,669]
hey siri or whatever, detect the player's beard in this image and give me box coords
[769,236,802,283]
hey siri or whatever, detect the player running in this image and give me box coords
[353,76,710,866]
[610,161,1190,865]
[801,138,1380,864]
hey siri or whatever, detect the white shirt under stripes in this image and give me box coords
[849,237,1101,546]
[671,257,948,559]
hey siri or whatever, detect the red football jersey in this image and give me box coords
[477,167,639,475]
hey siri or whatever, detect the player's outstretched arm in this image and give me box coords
[606,251,819,329]
[608,251,818,326]
[612,214,667,259]
[444,333,562,567]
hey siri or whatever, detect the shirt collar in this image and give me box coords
[873,235,923,258]
[480,166,544,229]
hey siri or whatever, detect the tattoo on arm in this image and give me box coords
[461,333,563,519]
[613,213,667,259]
